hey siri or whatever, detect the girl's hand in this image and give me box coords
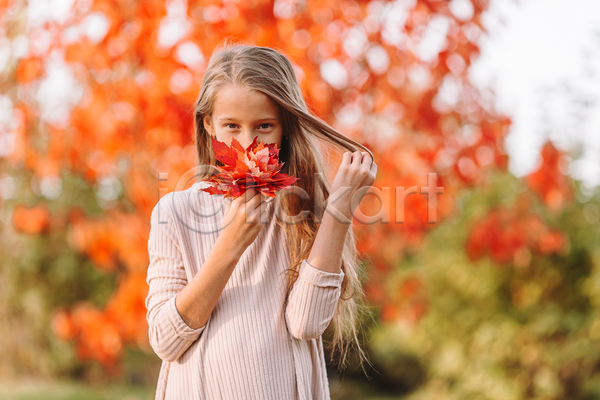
[218,188,272,256]
[328,151,377,221]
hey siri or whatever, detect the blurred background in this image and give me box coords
[1,0,599,398]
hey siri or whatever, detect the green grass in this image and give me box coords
[0,380,154,400]
[0,378,402,400]
[330,379,404,400]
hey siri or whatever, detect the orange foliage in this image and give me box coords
[52,302,123,373]
[15,57,45,83]
[379,276,429,326]
[525,141,574,211]
[51,309,77,341]
[3,0,565,370]
[104,272,150,347]
[51,272,150,373]
[12,204,51,235]
[67,209,150,273]
[465,195,567,266]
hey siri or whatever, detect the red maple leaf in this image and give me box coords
[200,136,299,199]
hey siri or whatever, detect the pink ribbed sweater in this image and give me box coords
[145,181,345,400]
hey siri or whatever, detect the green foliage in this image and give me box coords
[354,170,600,399]
[0,167,119,380]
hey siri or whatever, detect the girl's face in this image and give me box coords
[203,85,284,150]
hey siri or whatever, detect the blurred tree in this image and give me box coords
[4,0,595,396]
[0,0,508,381]
[356,165,600,400]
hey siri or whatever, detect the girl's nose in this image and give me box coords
[239,131,257,149]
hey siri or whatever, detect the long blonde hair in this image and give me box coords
[193,38,373,371]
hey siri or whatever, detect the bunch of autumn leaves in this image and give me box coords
[199,136,298,199]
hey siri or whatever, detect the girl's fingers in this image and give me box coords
[243,188,257,203]
[259,193,274,208]
[246,190,267,213]
[359,152,372,168]
[340,151,352,168]
[370,160,377,174]
[350,150,362,167]
[244,188,260,203]
[261,194,274,209]
[246,192,270,223]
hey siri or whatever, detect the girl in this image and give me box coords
[145,39,377,400]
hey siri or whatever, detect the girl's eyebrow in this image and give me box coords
[218,117,279,122]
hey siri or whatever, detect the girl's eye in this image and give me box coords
[224,123,273,129]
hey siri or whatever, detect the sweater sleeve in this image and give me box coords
[284,259,345,340]
[145,195,207,362]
